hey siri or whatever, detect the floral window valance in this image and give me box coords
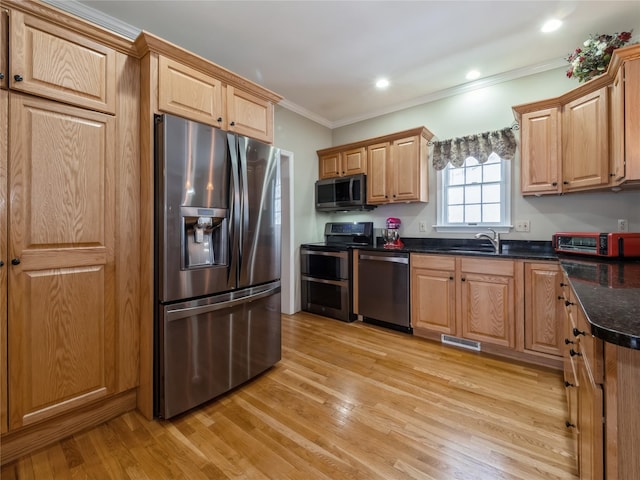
[431,126,518,171]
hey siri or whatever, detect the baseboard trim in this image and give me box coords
[1,389,137,465]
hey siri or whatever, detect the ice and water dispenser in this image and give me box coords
[181,206,228,269]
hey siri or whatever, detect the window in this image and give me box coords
[436,152,511,232]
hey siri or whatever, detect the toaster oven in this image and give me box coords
[553,232,640,257]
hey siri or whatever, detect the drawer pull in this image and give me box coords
[565,300,575,307]
[564,381,575,388]
[560,282,567,287]
[564,338,574,345]
[569,348,582,357]
[565,421,576,428]
[573,327,586,337]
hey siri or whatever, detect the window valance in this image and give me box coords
[431,126,518,171]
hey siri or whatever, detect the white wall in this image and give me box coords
[275,66,640,313]
[326,66,640,240]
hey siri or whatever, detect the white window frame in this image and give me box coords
[434,154,512,233]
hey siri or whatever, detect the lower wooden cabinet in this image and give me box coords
[411,254,516,349]
[524,262,564,357]
[411,255,456,335]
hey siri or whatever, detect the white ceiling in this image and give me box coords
[51,1,639,128]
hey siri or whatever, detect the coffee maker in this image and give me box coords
[382,217,404,249]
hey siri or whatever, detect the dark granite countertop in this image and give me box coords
[356,238,558,260]
[307,236,639,349]
[559,257,640,350]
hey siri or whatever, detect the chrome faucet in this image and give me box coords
[475,228,501,253]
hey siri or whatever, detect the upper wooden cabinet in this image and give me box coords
[8,10,116,114]
[562,87,609,191]
[137,32,281,144]
[158,55,224,128]
[513,43,640,195]
[317,127,433,204]
[519,107,561,194]
[318,147,366,179]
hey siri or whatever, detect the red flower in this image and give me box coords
[618,31,632,41]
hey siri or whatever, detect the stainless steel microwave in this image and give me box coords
[315,173,375,212]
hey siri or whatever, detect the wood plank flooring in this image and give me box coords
[1,312,578,479]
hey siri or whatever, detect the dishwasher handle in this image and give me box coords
[359,254,408,264]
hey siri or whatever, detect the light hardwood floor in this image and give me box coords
[2,312,578,479]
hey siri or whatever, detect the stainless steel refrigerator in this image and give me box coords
[154,113,281,419]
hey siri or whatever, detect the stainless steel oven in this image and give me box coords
[300,222,373,322]
[301,247,351,321]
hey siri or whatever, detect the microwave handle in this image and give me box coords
[349,176,355,202]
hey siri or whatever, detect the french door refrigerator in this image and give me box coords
[154,113,281,419]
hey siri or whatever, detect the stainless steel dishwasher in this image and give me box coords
[358,250,411,333]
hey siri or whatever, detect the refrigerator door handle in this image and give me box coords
[166,284,280,322]
[238,136,250,259]
[228,133,241,283]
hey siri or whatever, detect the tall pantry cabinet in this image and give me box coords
[0,1,140,463]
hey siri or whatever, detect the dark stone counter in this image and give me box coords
[559,257,640,350]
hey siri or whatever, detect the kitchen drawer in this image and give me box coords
[575,303,603,385]
[411,253,455,271]
[460,257,514,276]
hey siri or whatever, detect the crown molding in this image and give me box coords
[41,0,141,39]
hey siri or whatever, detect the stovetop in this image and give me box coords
[301,222,374,251]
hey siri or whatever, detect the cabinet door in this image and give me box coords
[319,152,340,179]
[524,262,563,357]
[411,267,456,335]
[9,10,116,114]
[227,85,274,144]
[391,135,422,202]
[158,55,224,128]
[520,108,561,194]
[342,147,367,176]
[460,259,515,348]
[622,58,640,182]
[578,365,604,480]
[0,87,7,434]
[1,8,7,90]
[8,94,116,429]
[563,87,609,191]
[367,142,390,204]
[609,65,625,183]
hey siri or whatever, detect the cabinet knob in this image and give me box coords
[560,282,567,287]
[563,181,569,185]
[564,300,574,307]
[11,258,20,265]
[569,348,582,357]
[564,338,574,345]
[14,74,24,82]
[557,295,564,300]
[461,277,466,282]
[449,276,454,281]
[230,121,236,126]
[217,117,222,122]
[0,73,4,80]
[552,182,558,187]
[565,421,576,429]
[0,260,4,267]
[573,327,586,337]
[609,173,615,177]
[564,381,575,388]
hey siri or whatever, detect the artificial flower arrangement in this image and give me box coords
[565,31,633,82]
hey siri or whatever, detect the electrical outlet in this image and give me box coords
[515,220,530,232]
[418,221,427,233]
[618,219,628,232]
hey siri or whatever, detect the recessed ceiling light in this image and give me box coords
[466,70,481,81]
[541,19,562,33]
[375,78,390,89]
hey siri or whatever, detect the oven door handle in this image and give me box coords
[301,250,348,259]
[301,275,347,287]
